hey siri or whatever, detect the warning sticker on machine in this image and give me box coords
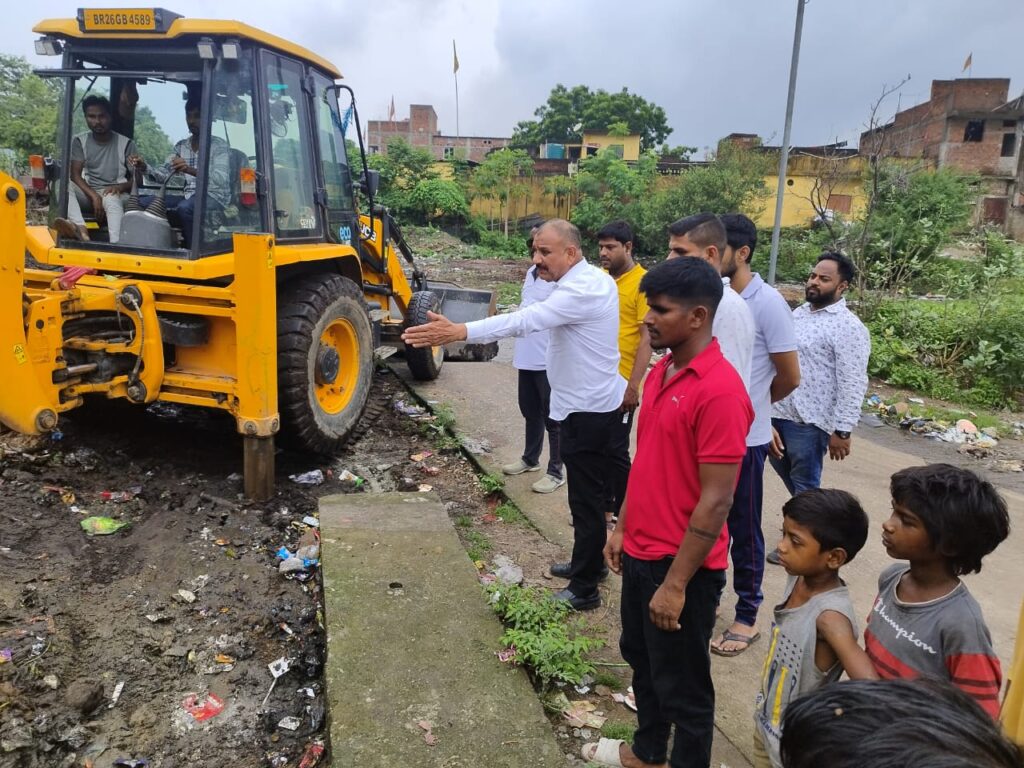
[13,344,27,365]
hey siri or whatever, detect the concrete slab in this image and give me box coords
[398,344,1024,767]
[320,491,564,768]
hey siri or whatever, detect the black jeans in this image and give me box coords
[605,408,634,516]
[517,369,562,479]
[560,409,620,596]
[620,555,726,768]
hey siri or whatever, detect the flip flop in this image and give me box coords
[581,738,627,766]
[710,629,761,657]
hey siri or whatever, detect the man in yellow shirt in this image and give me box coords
[598,220,653,530]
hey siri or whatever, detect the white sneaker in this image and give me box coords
[502,459,541,475]
[531,474,566,493]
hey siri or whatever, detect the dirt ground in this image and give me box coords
[0,364,622,768]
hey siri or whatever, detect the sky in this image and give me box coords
[11,1,1024,157]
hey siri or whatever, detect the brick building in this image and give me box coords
[860,78,1024,234]
[366,104,510,164]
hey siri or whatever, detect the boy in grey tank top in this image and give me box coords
[753,489,876,767]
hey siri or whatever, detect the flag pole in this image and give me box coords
[453,39,461,140]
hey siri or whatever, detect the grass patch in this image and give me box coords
[479,473,505,494]
[591,670,625,690]
[454,514,473,529]
[495,501,527,525]
[463,530,492,562]
[600,722,636,742]
[487,582,603,687]
[496,281,522,306]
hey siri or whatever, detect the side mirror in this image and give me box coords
[359,168,379,199]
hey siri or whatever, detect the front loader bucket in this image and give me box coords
[426,280,500,362]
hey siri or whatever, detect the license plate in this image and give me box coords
[81,9,157,32]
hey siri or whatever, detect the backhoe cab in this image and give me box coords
[0,8,496,499]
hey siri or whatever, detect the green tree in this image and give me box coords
[366,137,438,216]
[641,143,771,249]
[472,148,534,237]
[570,148,658,248]
[0,54,62,163]
[405,177,469,223]
[511,84,671,152]
[132,105,173,168]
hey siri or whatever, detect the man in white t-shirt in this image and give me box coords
[665,213,754,388]
[502,232,564,494]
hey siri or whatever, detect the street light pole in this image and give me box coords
[768,0,808,284]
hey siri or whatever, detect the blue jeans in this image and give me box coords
[619,556,726,768]
[726,443,769,627]
[768,418,830,495]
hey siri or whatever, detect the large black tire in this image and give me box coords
[404,290,445,381]
[278,274,374,454]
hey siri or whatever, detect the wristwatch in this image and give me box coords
[833,430,851,440]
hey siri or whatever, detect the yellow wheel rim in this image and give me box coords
[315,318,359,415]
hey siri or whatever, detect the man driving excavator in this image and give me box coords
[128,93,231,247]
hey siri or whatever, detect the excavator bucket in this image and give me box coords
[427,280,499,361]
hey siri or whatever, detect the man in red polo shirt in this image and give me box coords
[587,257,753,768]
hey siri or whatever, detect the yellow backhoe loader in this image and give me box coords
[0,8,497,499]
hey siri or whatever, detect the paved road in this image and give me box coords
[398,342,1024,765]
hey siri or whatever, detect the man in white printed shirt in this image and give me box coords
[665,213,755,388]
[769,252,870,503]
[403,219,625,611]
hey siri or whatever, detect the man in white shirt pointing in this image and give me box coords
[403,219,625,611]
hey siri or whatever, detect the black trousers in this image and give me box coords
[517,369,562,479]
[620,555,726,768]
[559,409,621,596]
[605,408,634,516]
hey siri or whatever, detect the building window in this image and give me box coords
[964,120,985,142]
[482,139,491,145]
[443,146,454,159]
[368,145,380,154]
[1002,132,1017,158]
[1003,119,1017,128]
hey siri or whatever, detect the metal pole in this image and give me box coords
[768,0,807,285]
[455,72,460,140]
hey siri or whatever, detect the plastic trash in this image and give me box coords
[278,715,302,731]
[80,516,129,535]
[100,488,140,502]
[279,557,305,574]
[109,681,125,708]
[956,419,979,434]
[177,589,197,603]
[290,469,324,485]
[0,648,11,664]
[338,469,364,486]
[302,515,319,528]
[493,555,524,585]
[113,760,150,768]
[297,742,325,768]
[181,692,224,721]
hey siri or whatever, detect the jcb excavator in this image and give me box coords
[0,8,497,499]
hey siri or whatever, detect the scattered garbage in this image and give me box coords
[393,399,427,418]
[908,397,925,404]
[181,692,225,722]
[42,485,76,504]
[562,699,607,729]
[338,468,364,486]
[302,515,319,528]
[100,486,141,502]
[43,674,59,690]
[113,760,150,768]
[417,720,438,747]
[956,419,978,434]
[612,686,638,712]
[289,469,324,486]
[80,516,129,535]
[492,554,524,585]
[0,648,11,664]
[109,680,125,708]
[859,413,885,428]
[865,393,883,408]
[417,483,433,492]
[261,657,292,708]
[496,647,516,663]
[410,451,433,462]
[297,741,325,768]
[176,589,197,604]
[277,715,302,731]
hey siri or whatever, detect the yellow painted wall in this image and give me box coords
[581,133,642,162]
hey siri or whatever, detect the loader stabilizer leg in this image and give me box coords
[232,233,280,502]
[0,176,57,435]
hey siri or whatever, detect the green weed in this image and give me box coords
[479,473,505,494]
[486,583,603,687]
[464,530,492,562]
[495,501,526,525]
[591,670,625,690]
[600,722,636,742]
[454,515,473,529]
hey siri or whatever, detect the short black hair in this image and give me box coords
[890,464,1009,575]
[782,488,869,563]
[81,95,112,116]
[185,95,201,114]
[721,213,758,260]
[596,219,634,245]
[780,679,1024,768]
[639,257,723,317]
[817,251,856,284]
[668,212,727,254]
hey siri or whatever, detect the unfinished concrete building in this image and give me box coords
[366,104,510,164]
[860,78,1024,236]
